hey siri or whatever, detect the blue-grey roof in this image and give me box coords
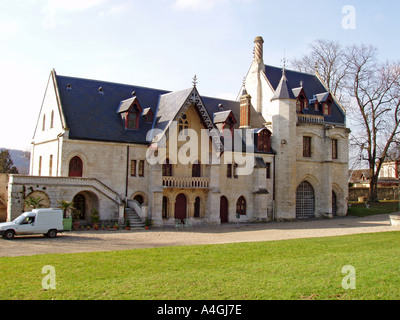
[264,65,345,124]
[55,73,267,145]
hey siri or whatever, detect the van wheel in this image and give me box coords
[46,229,57,238]
[3,230,15,240]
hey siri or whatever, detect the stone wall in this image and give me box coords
[349,187,399,202]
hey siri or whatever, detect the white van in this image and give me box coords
[0,208,64,240]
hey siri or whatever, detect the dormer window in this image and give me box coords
[323,97,333,116]
[126,104,140,129]
[118,96,143,130]
[142,108,154,124]
[296,91,308,113]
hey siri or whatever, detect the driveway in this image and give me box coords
[1,214,400,257]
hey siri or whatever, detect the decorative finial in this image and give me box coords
[242,76,246,87]
[300,80,303,87]
[192,75,198,87]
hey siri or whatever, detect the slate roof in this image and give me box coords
[264,65,345,124]
[55,73,266,145]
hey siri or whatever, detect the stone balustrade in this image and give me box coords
[162,176,210,189]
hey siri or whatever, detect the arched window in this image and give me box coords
[236,196,246,216]
[69,156,83,177]
[257,129,271,152]
[178,114,189,135]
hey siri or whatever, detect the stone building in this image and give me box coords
[6,36,349,225]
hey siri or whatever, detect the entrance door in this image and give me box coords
[220,196,228,223]
[174,193,187,223]
[296,181,315,219]
[332,191,337,217]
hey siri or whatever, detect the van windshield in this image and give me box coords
[13,213,32,224]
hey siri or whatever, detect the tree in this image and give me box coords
[0,149,19,174]
[25,196,44,209]
[291,40,400,202]
[290,39,350,103]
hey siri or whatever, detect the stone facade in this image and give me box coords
[6,36,349,225]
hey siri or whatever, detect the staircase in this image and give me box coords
[125,208,145,229]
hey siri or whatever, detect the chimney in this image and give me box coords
[240,87,251,128]
[254,36,264,63]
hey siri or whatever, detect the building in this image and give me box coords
[6,36,349,225]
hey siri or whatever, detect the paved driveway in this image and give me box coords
[1,214,399,257]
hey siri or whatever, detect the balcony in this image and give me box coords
[297,114,325,125]
[162,176,210,189]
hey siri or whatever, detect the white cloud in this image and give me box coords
[0,20,20,39]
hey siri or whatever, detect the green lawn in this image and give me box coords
[348,200,400,217]
[1,231,400,300]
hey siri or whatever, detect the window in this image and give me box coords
[178,114,189,135]
[38,156,42,176]
[130,160,137,176]
[69,156,83,177]
[50,111,54,129]
[49,155,53,176]
[192,162,201,177]
[145,110,154,123]
[303,136,312,158]
[162,158,172,177]
[266,162,271,179]
[227,164,232,178]
[236,196,246,216]
[332,139,338,160]
[257,129,271,152]
[42,115,46,131]
[323,99,332,116]
[296,91,308,113]
[126,104,140,129]
[233,163,238,179]
[138,160,144,177]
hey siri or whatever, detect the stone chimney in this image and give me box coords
[254,36,264,63]
[240,87,251,128]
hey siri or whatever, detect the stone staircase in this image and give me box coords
[125,208,145,229]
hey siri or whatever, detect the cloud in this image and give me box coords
[0,20,20,39]
[41,0,107,29]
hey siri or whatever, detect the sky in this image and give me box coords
[0,0,399,151]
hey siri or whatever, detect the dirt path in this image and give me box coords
[1,214,400,257]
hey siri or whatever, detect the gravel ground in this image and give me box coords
[1,214,400,257]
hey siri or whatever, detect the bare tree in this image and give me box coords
[291,40,400,202]
[290,39,349,103]
[346,44,400,201]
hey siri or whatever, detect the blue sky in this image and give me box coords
[0,0,399,150]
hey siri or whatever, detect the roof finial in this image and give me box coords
[192,75,198,87]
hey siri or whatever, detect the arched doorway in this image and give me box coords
[194,197,201,218]
[24,191,50,211]
[72,191,99,221]
[174,193,187,223]
[332,191,337,217]
[134,195,144,205]
[296,181,315,219]
[220,196,228,223]
[69,156,83,177]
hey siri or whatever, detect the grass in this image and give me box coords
[348,200,400,217]
[1,231,400,300]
